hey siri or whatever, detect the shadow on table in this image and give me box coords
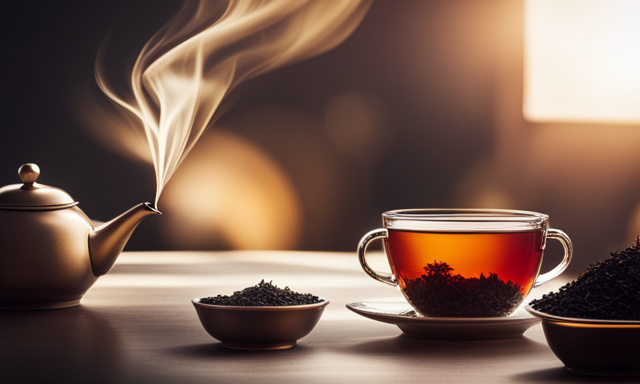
[171,342,236,356]
[512,367,640,383]
[0,306,123,384]
[343,333,548,361]
[168,342,315,359]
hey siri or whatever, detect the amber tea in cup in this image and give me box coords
[358,209,572,317]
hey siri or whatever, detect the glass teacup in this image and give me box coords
[357,209,572,317]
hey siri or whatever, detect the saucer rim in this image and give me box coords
[346,300,539,326]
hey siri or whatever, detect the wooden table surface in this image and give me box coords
[0,251,633,384]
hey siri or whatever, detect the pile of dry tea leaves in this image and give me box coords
[530,237,640,320]
[404,261,523,317]
[200,280,323,306]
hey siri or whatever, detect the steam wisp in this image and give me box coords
[96,0,371,207]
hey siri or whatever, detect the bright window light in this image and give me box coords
[524,0,640,124]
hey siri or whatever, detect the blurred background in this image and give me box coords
[2,0,639,273]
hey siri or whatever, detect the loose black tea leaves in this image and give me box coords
[404,261,523,317]
[530,237,640,320]
[200,280,323,306]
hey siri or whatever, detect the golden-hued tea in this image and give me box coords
[384,229,545,317]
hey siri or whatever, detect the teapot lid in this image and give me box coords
[0,163,78,210]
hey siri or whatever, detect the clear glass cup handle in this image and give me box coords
[357,228,397,286]
[534,228,573,287]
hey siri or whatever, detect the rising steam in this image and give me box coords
[95,0,371,207]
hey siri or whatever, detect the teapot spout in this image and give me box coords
[89,202,161,276]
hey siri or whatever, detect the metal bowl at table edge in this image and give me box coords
[192,298,329,350]
[525,306,640,376]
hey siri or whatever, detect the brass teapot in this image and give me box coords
[0,163,161,309]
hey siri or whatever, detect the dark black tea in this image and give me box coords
[530,237,640,320]
[384,229,545,317]
[200,280,322,306]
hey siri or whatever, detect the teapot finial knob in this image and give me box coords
[19,163,40,185]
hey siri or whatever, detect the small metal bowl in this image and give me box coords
[526,306,640,376]
[192,298,329,350]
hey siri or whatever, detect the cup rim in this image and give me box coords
[383,208,548,221]
[382,208,549,231]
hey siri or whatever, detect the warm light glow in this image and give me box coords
[524,0,640,124]
[453,158,514,209]
[95,0,372,206]
[627,200,640,242]
[159,130,302,250]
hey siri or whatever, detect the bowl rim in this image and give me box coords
[525,306,640,325]
[192,297,329,311]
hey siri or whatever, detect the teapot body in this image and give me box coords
[0,207,98,309]
[0,163,161,309]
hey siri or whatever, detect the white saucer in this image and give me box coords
[346,300,540,340]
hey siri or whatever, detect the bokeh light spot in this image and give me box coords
[159,129,302,250]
